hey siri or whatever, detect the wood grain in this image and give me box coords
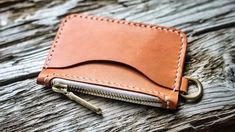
[0,0,235,131]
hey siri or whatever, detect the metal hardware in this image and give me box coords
[51,78,162,111]
[52,83,102,115]
[180,76,203,101]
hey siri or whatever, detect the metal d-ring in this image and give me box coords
[180,76,203,101]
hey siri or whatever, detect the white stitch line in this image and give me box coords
[173,33,184,91]
[44,14,185,93]
[44,19,66,68]
[48,73,169,108]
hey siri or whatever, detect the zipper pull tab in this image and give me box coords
[52,83,102,115]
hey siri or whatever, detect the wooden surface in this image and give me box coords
[0,0,235,131]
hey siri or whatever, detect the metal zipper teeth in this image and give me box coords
[66,82,162,106]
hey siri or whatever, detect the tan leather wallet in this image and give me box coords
[37,14,202,114]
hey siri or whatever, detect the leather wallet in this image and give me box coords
[37,14,197,114]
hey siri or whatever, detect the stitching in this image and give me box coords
[173,33,185,91]
[44,14,185,92]
[46,73,170,108]
[44,18,67,68]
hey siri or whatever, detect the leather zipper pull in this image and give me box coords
[52,83,102,115]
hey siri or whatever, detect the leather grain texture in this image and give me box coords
[37,14,188,109]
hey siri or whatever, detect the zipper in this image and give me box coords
[51,78,162,115]
[52,83,102,115]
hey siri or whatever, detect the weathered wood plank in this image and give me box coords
[0,0,235,131]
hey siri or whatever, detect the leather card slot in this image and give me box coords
[49,60,171,89]
[44,14,187,90]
